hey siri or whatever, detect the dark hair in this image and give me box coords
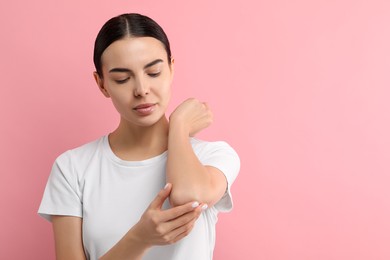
[93,13,172,77]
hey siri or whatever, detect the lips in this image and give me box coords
[134,103,155,110]
[133,103,156,116]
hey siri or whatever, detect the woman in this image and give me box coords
[38,13,240,260]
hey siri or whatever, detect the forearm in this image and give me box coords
[99,229,150,260]
[166,123,213,207]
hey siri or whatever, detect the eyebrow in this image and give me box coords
[109,59,164,73]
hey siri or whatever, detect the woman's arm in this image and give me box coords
[167,98,228,207]
[52,184,204,260]
[52,216,86,260]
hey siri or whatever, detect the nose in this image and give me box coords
[134,77,150,97]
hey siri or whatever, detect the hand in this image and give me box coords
[129,183,206,246]
[169,98,213,136]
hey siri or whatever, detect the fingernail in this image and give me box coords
[164,183,170,189]
[201,204,208,210]
[192,202,199,208]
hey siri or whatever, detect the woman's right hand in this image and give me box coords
[100,183,205,259]
[169,98,213,137]
[128,183,205,247]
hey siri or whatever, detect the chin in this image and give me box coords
[126,114,167,128]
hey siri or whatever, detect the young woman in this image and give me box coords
[38,13,240,260]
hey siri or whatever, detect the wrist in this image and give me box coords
[125,228,152,252]
[169,117,190,136]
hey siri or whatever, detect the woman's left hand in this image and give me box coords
[169,98,213,136]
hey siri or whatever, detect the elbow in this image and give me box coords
[168,187,207,208]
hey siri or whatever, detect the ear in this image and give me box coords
[169,57,175,80]
[93,72,110,98]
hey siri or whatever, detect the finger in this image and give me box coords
[162,202,205,233]
[166,205,203,231]
[171,221,196,243]
[166,214,200,244]
[148,183,172,210]
[159,200,201,222]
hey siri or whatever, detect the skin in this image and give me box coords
[52,36,228,260]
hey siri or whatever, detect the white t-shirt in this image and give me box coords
[38,135,240,260]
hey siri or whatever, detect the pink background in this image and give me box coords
[1,0,390,259]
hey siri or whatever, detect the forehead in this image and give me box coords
[101,37,167,69]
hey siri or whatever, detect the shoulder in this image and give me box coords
[190,137,240,164]
[190,137,238,153]
[54,136,105,170]
[68,136,105,158]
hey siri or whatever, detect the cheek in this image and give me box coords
[109,91,131,112]
[153,76,172,99]
[160,82,172,103]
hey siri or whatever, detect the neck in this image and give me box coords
[108,116,169,161]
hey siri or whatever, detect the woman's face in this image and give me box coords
[95,37,173,127]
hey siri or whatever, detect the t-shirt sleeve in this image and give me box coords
[38,151,83,222]
[196,140,240,212]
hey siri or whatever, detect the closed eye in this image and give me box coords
[115,78,130,84]
[148,72,161,78]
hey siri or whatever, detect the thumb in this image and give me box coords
[149,183,172,210]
